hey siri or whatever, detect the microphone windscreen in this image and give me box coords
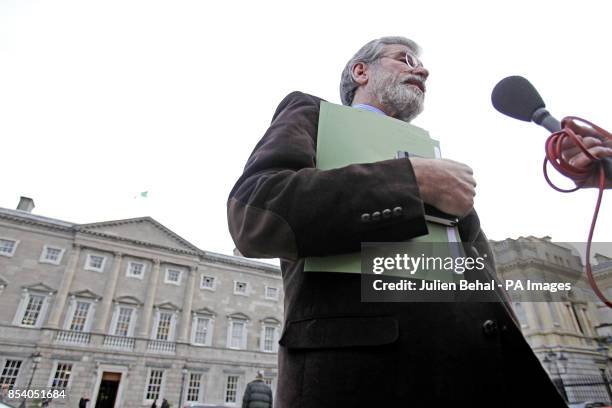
[491,76,545,122]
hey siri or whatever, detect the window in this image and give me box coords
[228,320,247,349]
[85,254,106,272]
[154,312,175,341]
[0,360,22,389]
[262,326,278,353]
[40,246,65,265]
[164,268,182,285]
[19,294,46,327]
[566,303,583,334]
[186,372,203,402]
[265,286,278,300]
[200,275,215,290]
[192,316,212,346]
[113,307,135,337]
[0,238,18,257]
[68,301,91,332]
[234,281,248,296]
[225,375,239,404]
[513,302,528,329]
[49,363,72,390]
[264,377,273,387]
[127,261,146,279]
[544,295,560,327]
[145,369,164,401]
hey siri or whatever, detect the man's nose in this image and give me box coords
[410,66,429,81]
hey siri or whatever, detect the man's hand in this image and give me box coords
[559,122,612,188]
[409,157,476,217]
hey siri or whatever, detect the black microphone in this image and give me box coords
[491,75,612,179]
[491,75,561,132]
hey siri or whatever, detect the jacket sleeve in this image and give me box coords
[227,91,428,260]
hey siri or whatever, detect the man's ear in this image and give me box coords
[351,62,369,86]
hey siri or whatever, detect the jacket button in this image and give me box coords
[361,213,371,223]
[382,209,392,219]
[393,206,403,217]
[482,320,498,336]
[372,211,381,221]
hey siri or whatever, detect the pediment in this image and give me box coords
[23,282,56,294]
[114,295,143,306]
[193,307,216,316]
[155,301,181,311]
[78,217,199,253]
[69,289,102,301]
[227,312,250,321]
[261,316,281,325]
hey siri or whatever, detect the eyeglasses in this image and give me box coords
[379,50,423,69]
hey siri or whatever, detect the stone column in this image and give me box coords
[46,244,81,328]
[138,258,161,337]
[178,266,197,342]
[94,252,123,333]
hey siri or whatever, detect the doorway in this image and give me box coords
[95,372,122,408]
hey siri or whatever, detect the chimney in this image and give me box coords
[17,196,35,213]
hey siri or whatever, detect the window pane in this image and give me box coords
[89,255,104,269]
[0,360,22,389]
[266,287,278,299]
[146,370,163,401]
[69,301,90,332]
[51,363,72,390]
[264,326,276,352]
[129,263,143,276]
[0,239,15,255]
[231,322,244,348]
[167,269,180,282]
[115,307,133,337]
[187,373,202,402]
[225,375,238,403]
[201,276,215,289]
[21,295,44,326]
[45,248,61,261]
[156,313,173,341]
[194,317,209,344]
[235,282,247,294]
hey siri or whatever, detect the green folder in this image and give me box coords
[304,101,464,283]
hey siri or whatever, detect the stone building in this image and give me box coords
[0,197,282,407]
[492,236,612,404]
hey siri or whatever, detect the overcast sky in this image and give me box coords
[1,0,610,260]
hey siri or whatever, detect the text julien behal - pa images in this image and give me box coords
[372,279,572,293]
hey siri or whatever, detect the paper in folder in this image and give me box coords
[304,101,464,283]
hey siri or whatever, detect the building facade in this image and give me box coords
[3,197,612,407]
[0,198,283,407]
[492,236,612,404]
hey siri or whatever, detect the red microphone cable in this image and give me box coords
[543,116,612,307]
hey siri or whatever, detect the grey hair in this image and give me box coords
[339,36,421,106]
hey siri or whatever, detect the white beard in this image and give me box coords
[370,69,424,122]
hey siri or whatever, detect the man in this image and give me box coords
[227,36,567,407]
[78,394,90,408]
[241,371,273,408]
[0,384,8,402]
